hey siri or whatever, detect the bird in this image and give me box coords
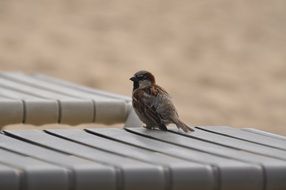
[130,70,194,132]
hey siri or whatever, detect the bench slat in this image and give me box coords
[32,73,131,101]
[176,127,286,160]
[197,126,286,150]
[0,148,69,190]
[46,128,215,190]
[0,133,117,190]
[0,98,23,125]
[0,77,94,124]
[243,128,286,141]
[125,127,286,190]
[87,128,263,190]
[4,129,166,190]
[0,73,131,125]
[0,88,59,124]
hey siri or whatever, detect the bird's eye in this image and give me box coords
[137,75,144,80]
[140,75,148,80]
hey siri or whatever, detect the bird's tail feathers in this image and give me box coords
[174,119,194,133]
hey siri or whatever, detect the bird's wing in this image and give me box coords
[132,88,163,126]
[152,85,179,120]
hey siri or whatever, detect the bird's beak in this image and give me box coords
[129,76,137,81]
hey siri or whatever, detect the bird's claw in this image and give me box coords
[143,125,153,129]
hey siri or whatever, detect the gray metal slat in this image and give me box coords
[46,128,215,190]
[87,128,263,190]
[0,133,117,190]
[0,77,74,99]
[0,98,23,125]
[0,78,94,124]
[94,100,130,124]
[32,73,131,102]
[0,163,20,190]
[197,126,286,150]
[14,73,130,124]
[4,129,166,190]
[58,99,94,124]
[0,88,59,124]
[0,87,42,99]
[21,100,58,124]
[1,73,124,101]
[175,126,286,160]
[0,73,129,124]
[125,127,286,190]
[0,148,69,190]
[243,128,286,141]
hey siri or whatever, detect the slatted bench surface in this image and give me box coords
[0,72,131,126]
[0,126,286,190]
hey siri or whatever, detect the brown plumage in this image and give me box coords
[130,70,194,132]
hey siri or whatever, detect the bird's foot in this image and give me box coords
[143,125,154,130]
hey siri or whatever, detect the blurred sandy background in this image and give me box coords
[0,0,285,135]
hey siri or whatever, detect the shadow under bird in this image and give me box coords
[130,70,194,133]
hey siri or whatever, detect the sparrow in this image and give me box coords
[130,70,194,132]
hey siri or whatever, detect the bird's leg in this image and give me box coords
[159,124,168,131]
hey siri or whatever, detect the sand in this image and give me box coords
[0,0,286,135]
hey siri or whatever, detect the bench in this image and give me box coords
[0,72,132,126]
[0,73,285,190]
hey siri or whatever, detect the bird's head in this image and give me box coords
[130,70,156,90]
